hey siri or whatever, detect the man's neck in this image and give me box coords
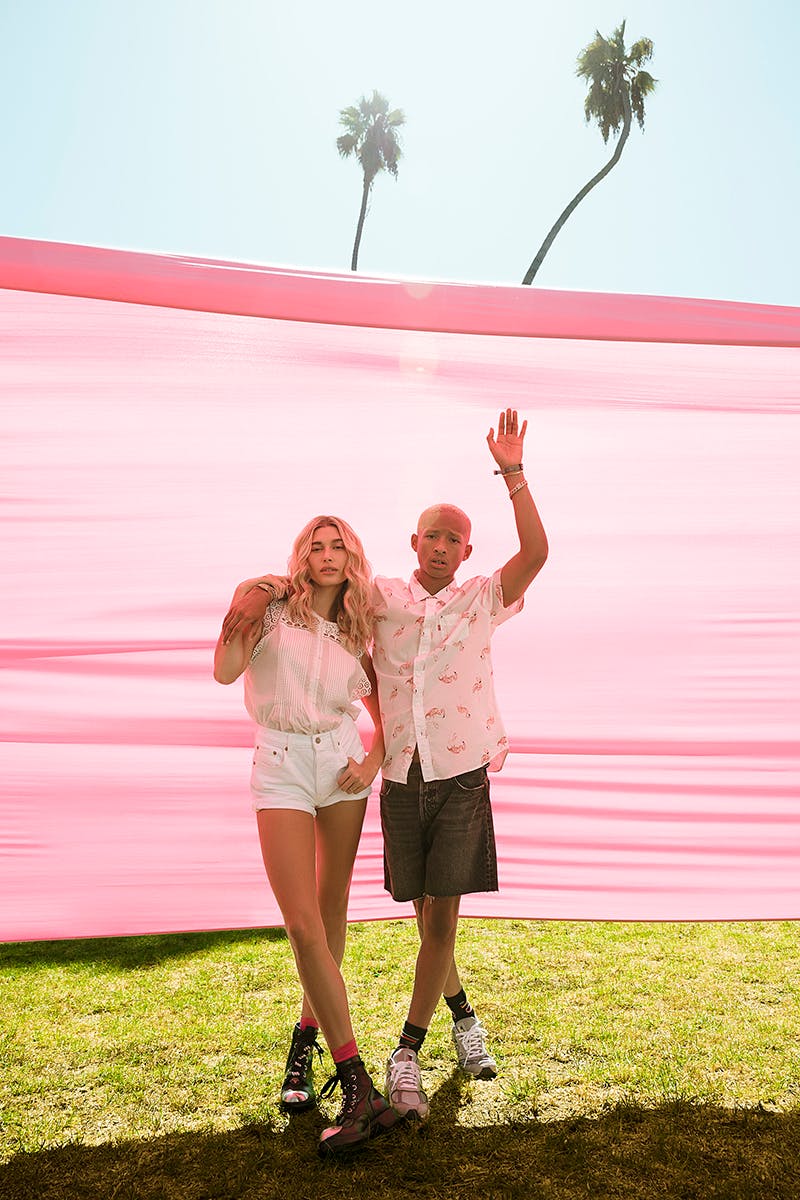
[414,569,455,596]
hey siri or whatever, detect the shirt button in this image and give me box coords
[315,736,321,743]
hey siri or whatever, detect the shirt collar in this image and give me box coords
[408,572,458,603]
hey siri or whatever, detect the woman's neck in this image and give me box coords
[311,585,341,623]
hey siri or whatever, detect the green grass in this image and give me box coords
[2,920,799,1198]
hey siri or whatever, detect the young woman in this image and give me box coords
[214,515,398,1156]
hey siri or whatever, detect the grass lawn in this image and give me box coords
[1,919,799,1198]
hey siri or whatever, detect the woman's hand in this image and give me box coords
[337,756,379,794]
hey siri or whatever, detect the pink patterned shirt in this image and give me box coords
[372,570,523,783]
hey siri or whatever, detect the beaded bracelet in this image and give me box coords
[508,480,528,499]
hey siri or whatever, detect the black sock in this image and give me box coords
[445,988,475,1023]
[398,1020,427,1054]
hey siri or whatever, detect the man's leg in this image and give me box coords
[385,894,461,1119]
[413,896,462,998]
[406,895,462,1029]
[414,896,476,1020]
[412,894,498,1081]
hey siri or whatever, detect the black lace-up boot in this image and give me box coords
[317,1055,400,1157]
[280,1023,323,1113]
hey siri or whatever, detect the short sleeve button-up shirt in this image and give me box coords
[372,569,523,783]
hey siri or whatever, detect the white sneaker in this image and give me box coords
[385,1047,429,1119]
[452,1016,498,1079]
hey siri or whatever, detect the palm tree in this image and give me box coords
[337,90,405,271]
[522,21,656,285]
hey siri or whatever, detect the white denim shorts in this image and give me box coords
[250,714,370,816]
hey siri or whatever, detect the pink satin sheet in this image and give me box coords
[1,237,799,941]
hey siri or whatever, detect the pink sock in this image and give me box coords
[299,1017,319,1033]
[332,1039,358,1064]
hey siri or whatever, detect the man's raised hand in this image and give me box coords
[487,408,527,472]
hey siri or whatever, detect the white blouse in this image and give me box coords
[244,600,371,733]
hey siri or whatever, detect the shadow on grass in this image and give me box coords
[3,1084,799,1200]
[0,928,287,970]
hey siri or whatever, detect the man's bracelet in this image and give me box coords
[493,463,523,476]
[508,480,528,499]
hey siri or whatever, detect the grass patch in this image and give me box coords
[2,920,799,1198]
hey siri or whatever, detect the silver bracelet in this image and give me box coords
[508,480,528,499]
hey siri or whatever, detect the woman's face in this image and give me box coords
[306,524,349,588]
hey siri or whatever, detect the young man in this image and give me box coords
[221,409,547,1117]
[372,409,547,1117]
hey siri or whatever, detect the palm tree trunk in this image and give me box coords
[351,175,372,271]
[522,96,632,286]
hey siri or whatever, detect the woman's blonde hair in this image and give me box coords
[285,515,374,654]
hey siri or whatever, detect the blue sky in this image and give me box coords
[1,0,798,304]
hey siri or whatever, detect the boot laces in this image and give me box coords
[319,1068,361,1118]
[286,1036,322,1085]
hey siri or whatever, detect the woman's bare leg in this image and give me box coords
[257,808,353,1050]
[297,798,368,1024]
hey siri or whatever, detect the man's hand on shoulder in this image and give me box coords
[221,575,288,644]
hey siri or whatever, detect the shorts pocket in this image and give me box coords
[253,744,286,767]
[335,726,366,767]
[452,767,487,792]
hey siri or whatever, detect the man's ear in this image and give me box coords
[463,543,473,560]
[411,533,418,552]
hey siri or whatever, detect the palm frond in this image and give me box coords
[336,132,358,158]
[337,89,405,184]
[576,22,656,142]
[627,37,655,67]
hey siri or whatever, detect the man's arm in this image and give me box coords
[213,600,263,683]
[487,408,548,607]
[221,574,289,644]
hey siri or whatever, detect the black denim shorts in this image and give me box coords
[379,760,498,902]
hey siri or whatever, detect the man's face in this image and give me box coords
[412,509,472,586]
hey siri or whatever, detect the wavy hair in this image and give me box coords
[285,515,374,654]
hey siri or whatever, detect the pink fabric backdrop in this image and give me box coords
[1,237,799,941]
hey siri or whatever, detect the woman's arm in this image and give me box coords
[337,651,386,792]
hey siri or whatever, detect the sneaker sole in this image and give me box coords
[393,1104,429,1121]
[458,1064,497,1081]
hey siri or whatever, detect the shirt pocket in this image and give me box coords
[435,613,472,656]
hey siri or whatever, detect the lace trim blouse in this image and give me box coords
[244,599,370,733]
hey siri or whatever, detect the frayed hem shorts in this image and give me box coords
[250,715,371,817]
[380,760,498,901]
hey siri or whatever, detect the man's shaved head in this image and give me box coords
[416,504,472,541]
